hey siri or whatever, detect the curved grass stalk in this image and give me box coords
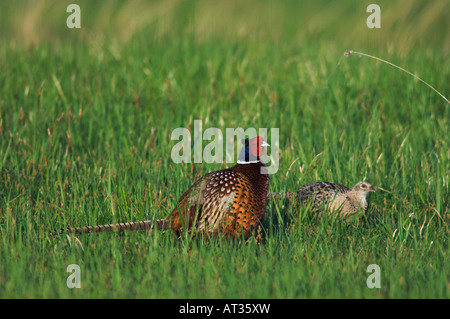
[345,50,449,105]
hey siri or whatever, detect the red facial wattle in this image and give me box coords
[249,136,267,157]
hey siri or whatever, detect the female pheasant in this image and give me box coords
[270,181,375,217]
[59,136,270,237]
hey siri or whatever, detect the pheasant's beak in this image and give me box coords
[369,186,376,192]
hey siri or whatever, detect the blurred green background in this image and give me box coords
[0,0,449,55]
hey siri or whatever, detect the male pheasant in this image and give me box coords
[270,181,375,217]
[58,136,270,237]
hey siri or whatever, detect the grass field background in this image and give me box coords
[0,0,448,298]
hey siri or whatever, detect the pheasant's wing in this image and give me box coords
[170,167,266,236]
[198,168,266,235]
[169,169,240,233]
[196,169,240,232]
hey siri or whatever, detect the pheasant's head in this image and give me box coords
[352,181,376,193]
[238,136,270,163]
[351,181,376,209]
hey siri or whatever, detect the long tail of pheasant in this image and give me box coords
[55,218,170,236]
[268,191,297,201]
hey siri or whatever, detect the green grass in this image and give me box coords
[0,0,448,298]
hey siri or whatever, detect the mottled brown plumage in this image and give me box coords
[168,160,269,236]
[270,181,375,217]
[57,137,270,237]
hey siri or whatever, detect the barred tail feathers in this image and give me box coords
[57,218,170,235]
[268,191,297,201]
